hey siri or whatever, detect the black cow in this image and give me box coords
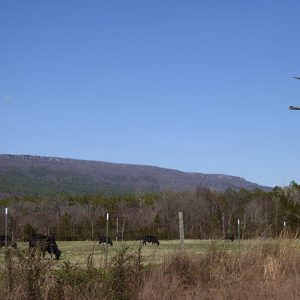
[225,233,234,242]
[29,234,62,260]
[99,236,113,246]
[142,235,159,246]
[0,235,17,248]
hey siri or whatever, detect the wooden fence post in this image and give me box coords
[116,218,119,242]
[179,211,184,252]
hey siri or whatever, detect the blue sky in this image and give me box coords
[1,1,300,187]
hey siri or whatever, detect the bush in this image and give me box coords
[1,238,300,299]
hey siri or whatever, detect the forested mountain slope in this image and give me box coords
[0,154,270,195]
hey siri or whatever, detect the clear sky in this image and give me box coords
[1,1,300,187]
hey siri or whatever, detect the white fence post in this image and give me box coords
[105,213,109,267]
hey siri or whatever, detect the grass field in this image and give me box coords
[1,238,300,299]
[2,238,293,268]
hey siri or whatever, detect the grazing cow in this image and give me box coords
[0,235,17,248]
[225,233,234,242]
[29,234,62,260]
[142,235,160,246]
[99,236,113,246]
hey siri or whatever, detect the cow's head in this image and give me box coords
[54,247,62,260]
[48,243,62,260]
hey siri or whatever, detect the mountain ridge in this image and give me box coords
[0,154,271,195]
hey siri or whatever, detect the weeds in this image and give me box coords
[1,238,300,299]
[107,245,144,300]
[1,248,52,300]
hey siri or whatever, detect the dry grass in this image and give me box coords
[138,234,300,299]
[1,236,300,299]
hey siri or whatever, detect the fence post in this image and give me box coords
[5,207,8,248]
[116,217,119,242]
[105,213,109,267]
[237,218,240,254]
[179,211,184,252]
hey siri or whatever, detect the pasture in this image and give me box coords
[1,237,300,299]
[0,238,292,268]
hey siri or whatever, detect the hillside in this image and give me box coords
[0,154,270,195]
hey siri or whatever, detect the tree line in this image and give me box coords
[1,182,300,241]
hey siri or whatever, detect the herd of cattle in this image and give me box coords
[0,234,161,260]
[0,233,235,260]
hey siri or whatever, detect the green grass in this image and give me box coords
[0,239,281,268]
